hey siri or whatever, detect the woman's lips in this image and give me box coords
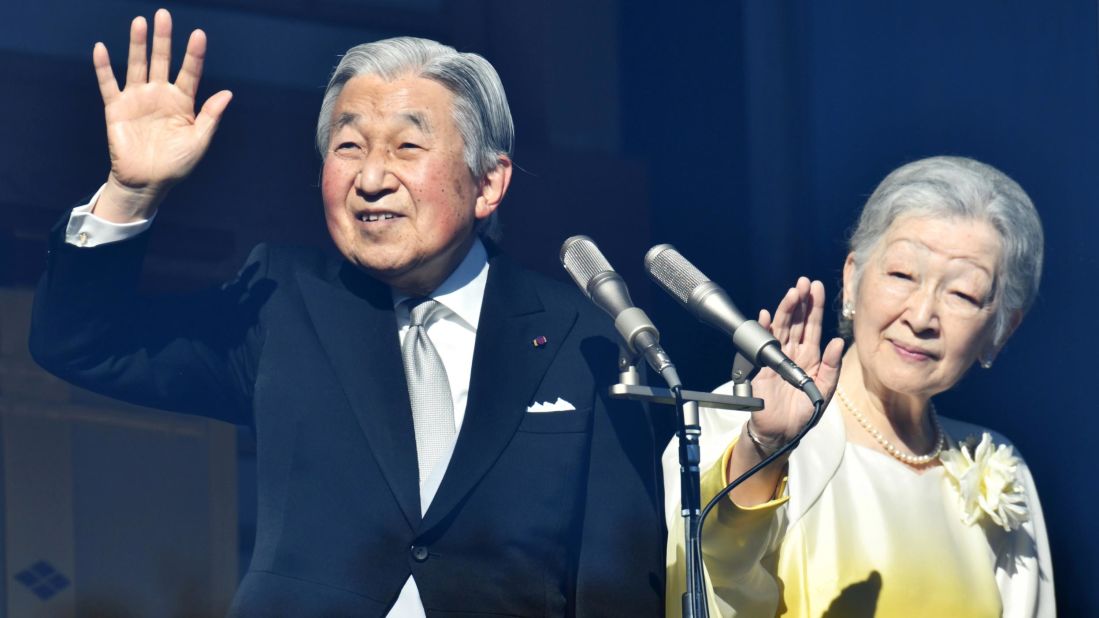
[890,340,935,361]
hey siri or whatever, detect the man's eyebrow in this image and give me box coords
[399,111,433,133]
[333,111,432,134]
[334,112,359,130]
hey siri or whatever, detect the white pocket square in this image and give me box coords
[526,397,576,413]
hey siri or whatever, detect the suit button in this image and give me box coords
[411,545,429,562]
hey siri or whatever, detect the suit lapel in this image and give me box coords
[297,263,421,528]
[421,256,577,531]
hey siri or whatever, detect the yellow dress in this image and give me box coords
[664,389,1054,618]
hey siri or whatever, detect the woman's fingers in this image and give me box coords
[758,308,771,330]
[148,9,172,83]
[802,279,826,349]
[770,286,798,342]
[814,336,846,401]
[124,15,148,88]
[175,29,207,99]
[787,277,811,345]
[93,42,120,104]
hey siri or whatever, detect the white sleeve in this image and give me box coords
[64,184,155,247]
[998,456,1055,618]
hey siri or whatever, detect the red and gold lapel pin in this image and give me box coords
[532,335,548,348]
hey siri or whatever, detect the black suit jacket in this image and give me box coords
[30,224,668,617]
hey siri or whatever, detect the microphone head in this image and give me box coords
[560,235,612,297]
[644,244,711,306]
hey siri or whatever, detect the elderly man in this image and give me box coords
[30,9,666,616]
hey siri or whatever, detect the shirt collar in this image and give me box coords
[392,238,489,331]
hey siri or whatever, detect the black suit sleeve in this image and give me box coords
[573,340,669,617]
[29,217,270,425]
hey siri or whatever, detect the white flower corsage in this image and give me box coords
[940,432,1029,532]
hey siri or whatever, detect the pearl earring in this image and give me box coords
[979,357,993,369]
[841,301,855,320]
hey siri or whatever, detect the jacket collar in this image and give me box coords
[298,260,422,528]
[297,250,579,533]
[420,253,578,531]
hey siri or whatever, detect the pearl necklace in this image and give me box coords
[836,386,945,467]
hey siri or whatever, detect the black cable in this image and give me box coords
[673,384,708,618]
[690,389,828,608]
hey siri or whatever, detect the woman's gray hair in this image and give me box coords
[316,37,514,240]
[842,156,1044,346]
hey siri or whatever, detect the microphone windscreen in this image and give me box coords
[644,244,710,305]
[560,235,611,295]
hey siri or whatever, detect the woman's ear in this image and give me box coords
[841,253,857,307]
[982,309,1024,365]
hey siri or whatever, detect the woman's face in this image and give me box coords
[844,215,1009,400]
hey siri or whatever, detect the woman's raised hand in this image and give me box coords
[748,277,845,444]
[93,9,232,222]
[726,277,845,506]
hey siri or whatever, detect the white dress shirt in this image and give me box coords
[66,190,491,618]
[65,185,154,247]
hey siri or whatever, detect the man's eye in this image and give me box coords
[888,271,913,280]
[399,142,421,150]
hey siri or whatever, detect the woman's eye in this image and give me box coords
[888,271,913,280]
[952,291,980,306]
[399,142,421,150]
[336,142,358,151]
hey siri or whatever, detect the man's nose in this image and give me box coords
[355,150,397,196]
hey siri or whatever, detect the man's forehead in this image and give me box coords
[335,109,433,134]
[332,74,453,128]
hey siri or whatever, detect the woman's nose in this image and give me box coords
[903,286,940,334]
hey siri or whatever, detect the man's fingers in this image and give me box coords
[124,15,148,88]
[194,90,233,139]
[175,29,207,99]
[93,42,120,103]
[149,9,173,83]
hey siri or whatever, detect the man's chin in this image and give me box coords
[346,257,431,296]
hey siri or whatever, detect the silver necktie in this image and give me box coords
[402,298,456,485]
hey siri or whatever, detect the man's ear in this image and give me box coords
[842,253,857,306]
[474,155,512,220]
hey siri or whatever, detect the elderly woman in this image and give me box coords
[665,156,1053,617]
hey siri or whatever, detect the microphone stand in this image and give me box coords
[674,386,705,618]
[612,352,763,618]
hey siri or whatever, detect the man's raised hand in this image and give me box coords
[93,9,232,223]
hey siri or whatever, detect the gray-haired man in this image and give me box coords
[31,9,666,616]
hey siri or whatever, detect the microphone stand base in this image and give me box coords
[609,383,763,412]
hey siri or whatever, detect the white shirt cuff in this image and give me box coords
[64,184,155,247]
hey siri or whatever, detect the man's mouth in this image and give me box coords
[358,212,400,222]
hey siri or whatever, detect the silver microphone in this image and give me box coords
[644,243,822,403]
[561,236,681,388]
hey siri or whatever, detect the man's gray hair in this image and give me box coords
[843,156,1044,346]
[316,37,514,239]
